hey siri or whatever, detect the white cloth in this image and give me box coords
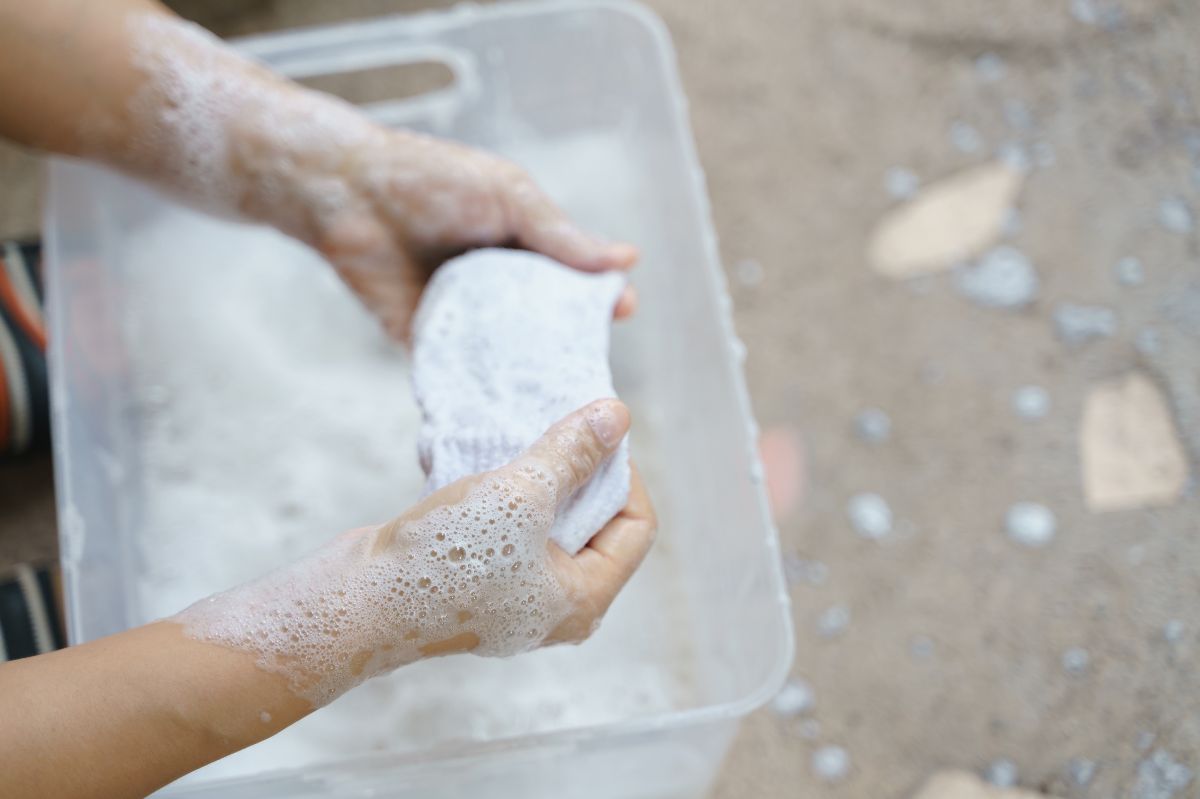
[411,248,630,554]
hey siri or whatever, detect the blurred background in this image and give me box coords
[2,1,1199,797]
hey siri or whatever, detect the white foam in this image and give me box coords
[177,466,571,705]
[120,131,692,786]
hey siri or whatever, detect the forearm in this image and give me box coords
[0,620,311,799]
[0,0,383,243]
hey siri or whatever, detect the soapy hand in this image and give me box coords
[114,14,638,341]
[177,399,654,706]
[310,131,641,340]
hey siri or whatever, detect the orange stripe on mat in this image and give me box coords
[0,260,46,350]
[0,326,9,452]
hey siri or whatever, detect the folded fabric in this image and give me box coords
[411,248,630,554]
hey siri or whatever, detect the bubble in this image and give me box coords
[812,746,850,782]
[1012,385,1050,420]
[949,120,983,154]
[179,474,573,706]
[1053,303,1117,346]
[818,604,851,638]
[974,53,1006,82]
[884,167,919,200]
[985,758,1018,788]
[1062,647,1090,675]
[1115,256,1145,287]
[847,493,892,540]
[956,246,1038,309]
[770,678,814,718]
[1159,197,1194,234]
[853,408,891,443]
[1005,502,1056,547]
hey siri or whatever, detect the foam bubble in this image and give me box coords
[177,470,573,706]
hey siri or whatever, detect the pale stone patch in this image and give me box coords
[912,770,1048,799]
[1080,373,1189,512]
[869,162,1024,278]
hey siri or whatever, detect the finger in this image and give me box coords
[507,399,630,504]
[504,175,639,273]
[613,285,638,319]
[572,464,657,611]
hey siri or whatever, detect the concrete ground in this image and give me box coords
[3,1,1200,797]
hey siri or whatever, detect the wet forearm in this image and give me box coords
[0,0,170,155]
[0,621,311,799]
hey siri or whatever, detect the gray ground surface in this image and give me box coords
[3,1,1199,797]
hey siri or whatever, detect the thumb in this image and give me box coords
[506,399,630,507]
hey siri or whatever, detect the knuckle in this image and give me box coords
[497,460,557,507]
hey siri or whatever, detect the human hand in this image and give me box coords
[309,130,641,340]
[176,399,655,707]
[107,14,638,340]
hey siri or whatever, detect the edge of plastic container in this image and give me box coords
[30,5,797,793]
[230,0,797,731]
[42,158,86,646]
[608,0,798,722]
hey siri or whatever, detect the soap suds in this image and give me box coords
[121,190,688,783]
[412,249,630,555]
[119,13,378,239]
[177,463,574,706]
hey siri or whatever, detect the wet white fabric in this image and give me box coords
[411,248,630,554]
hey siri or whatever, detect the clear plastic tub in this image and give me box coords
[43,2,794,796]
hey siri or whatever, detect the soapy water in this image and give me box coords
[121,134,695,784]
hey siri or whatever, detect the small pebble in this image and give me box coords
[735,258,764,287]
[985,758,1019,788]
[909,635,935,660]
[259,710,272,724]
[771,678,815,718]
[812,746,851,783]
[847,493,893,539]
[1116,256,1145,286]
[1003,99,1034,131]
[1136,327,1162,356]
[1070,0,1123,27]
[818,604,851,638]
[1070,0,1100,24]
[854,408,892,443]
[1159,197,1195,234]
[1133,749,1193,799]
[975,52,1006,82]
[956,246,1039,309]
[1001,207,1023,237]
[782,553,829,587]
[950,121,984,154]
[1069,758,1098,787]
[997,142,1032,173]
[1012,385,1050,420]
[1032,141,1056,168]
[1053,303,1117,345]
[885,167,920,200]
[1005,502,1057,547]
[1164,619,1185,643]
[1062,647,1090,675]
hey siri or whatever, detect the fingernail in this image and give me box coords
[586,400,630,448]
[607,243,639,269]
